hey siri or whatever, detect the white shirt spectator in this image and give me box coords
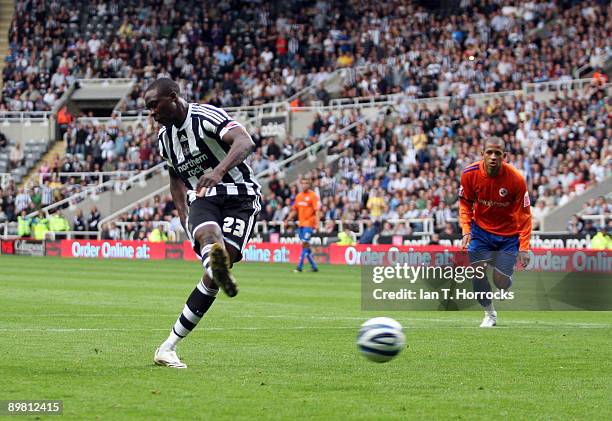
[43,90,57,107]
[50,71,66,89]
[88,37,101,55]
[15,191,32,213]
[260,48,274,65]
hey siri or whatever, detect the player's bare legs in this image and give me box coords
[155,223,233,369]
[193,223,238,297]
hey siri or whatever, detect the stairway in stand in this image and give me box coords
[21,140,66,188]
[0,0,15,93]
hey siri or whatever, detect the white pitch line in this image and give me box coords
[6,313,612,328]
[0,327,357,333]
[1,315,611,328]
[0,323,610,333]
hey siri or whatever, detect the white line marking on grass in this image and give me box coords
[231,315,612,328]
[0,327,356,333]
[3,315,611,328]
[1,323,611,333]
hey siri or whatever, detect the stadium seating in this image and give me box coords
[3,0,610,112]
[1,1,610,240]
[259,83,611,237]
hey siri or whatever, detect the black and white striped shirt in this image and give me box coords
[158,103,261,204]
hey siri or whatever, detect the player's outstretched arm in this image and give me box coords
[196,126,255,192]
[169,167,189,235]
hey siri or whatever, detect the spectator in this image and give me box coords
[567,215,584,234]
[148,224,169,242]
[73,208,87,232]
[591,229,611,250]
[14,187,32,214]
[32,211,49,240]
[366,188,385,220]
[336,227,356,246]
[359,220,380,244]
[87,206,101,232]
[531,200,549,229]
[17,209,31,237]
[9,143,24,169]
[49,211,70,234]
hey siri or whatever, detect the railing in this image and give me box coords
[0,111,52,123]
[254,218,435,237]
[581,214,611,228]
[256,113,371,180]
[77,78,136,86]
[470,90,522,101]
[522,78,608,94]
[329,93,403,108]
[0,221,17,237]
[44,231,100,240]
[326,89,526,114]
[32,170,138,186]
[28,162,166,218]
[97,184,171,233]
[112,221,177,242]
[225,102,287,116]
[93,104,286,130]
[285,70,339,104]
[286,52,412,105]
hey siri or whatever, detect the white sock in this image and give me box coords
[484,303,496,314]
[160,331,183,351]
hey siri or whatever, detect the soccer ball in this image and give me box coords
[357,317,406,363]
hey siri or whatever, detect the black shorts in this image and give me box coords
[188,194,261,262]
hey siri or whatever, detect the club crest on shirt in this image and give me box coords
[181,142,190,157]
[499,187,508,197]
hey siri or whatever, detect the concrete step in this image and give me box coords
[21,140,64,188]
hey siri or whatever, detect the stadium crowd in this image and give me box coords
[258,83,611,237]
[2,83,609,241]
[2,0,610,112]
[1,0,610,246]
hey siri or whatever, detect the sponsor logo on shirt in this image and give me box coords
[478,198,511,207]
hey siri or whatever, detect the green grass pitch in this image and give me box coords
[1,255,611,420]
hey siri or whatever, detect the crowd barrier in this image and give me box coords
[0,239,610,273]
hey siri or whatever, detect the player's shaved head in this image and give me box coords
[482,136,506,176]
[144,77,187,127]
[145,78,180,96]
[484,136,504,150]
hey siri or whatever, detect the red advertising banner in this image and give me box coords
[182,241,302,263]
[25,240,607,273]
[1,239,15,255]
[45,240,61,257]
[60,240,166,260]
[327,244,610,272]
[328,244,462,265]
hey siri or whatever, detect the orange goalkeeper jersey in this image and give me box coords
[293,190,320,228]
[459,161,532,250]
